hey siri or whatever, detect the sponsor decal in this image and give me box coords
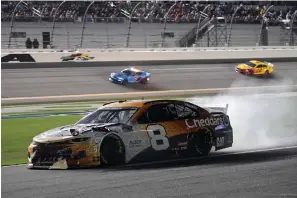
[185,116,228,129]
[171,146,187,151]
[216,137,225,147]
[177,142,188,147]
[1,54,36,62]
[129,139,142,148]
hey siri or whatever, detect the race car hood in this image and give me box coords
[236,64,253,70]
[33,123,127,143]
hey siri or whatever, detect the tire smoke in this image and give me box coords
[187,77,297,150]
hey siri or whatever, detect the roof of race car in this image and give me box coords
[249,60,265,64]
[122,67,144,72]
[101,99,191,108]
[102,100,146,108]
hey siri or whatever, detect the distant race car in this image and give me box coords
[61,53,94,62]
[235,60,274,76]
[27,99,233,169]
[109,67,151,85]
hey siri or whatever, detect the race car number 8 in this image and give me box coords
[147,125,169,151]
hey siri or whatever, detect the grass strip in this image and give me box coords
[1,115,82,166]
[2,108,96,116]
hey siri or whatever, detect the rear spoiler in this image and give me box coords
[204,104,229,114]
[264,61,274,67]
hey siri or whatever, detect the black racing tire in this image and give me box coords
[100,136,125,166]
[141,78,148,84]
[264,70,270,77]
[188,128,213,156]
[122,79,128,85]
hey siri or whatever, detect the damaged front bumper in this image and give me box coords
[28,141,100,169]
[28,159,69,169]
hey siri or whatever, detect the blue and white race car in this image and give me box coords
[109,67,151,85]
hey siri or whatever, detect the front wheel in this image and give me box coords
[264,70,270,77]
[100,136,125,166]
[140,78,148,84]
[122,79,128,85]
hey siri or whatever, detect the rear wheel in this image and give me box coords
[188,128,213,156]
[100,136,125,166]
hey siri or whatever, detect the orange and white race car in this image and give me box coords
[27,99,233,169]
[235,60,274,76]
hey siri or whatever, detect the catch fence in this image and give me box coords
[2,4,297,50]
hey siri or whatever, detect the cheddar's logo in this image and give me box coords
[185,117,228,128]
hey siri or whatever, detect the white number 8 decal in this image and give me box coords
[147,125,170,151]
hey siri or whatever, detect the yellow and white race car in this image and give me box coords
[235,60,274,76]
[27,99,233,169]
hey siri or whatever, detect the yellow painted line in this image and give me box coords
[2,84,297,101]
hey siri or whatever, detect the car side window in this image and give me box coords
[137,104,175,124]
[175,104,198,119]
[167,103,199,120]
[256,65,262,68]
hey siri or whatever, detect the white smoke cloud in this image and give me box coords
[187,76,297,151]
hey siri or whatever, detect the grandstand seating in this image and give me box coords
[1,1,297,49]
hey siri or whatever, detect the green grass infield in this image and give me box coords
[1,115,82,166]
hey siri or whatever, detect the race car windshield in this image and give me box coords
[245,62,256,67]
[121,70,132,75]
[76,108,138,124]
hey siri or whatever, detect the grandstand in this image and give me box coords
[1,1,297,49]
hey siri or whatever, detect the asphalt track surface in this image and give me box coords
[2,62,297,98]
[2,62,297,198]
[2,146,297,198]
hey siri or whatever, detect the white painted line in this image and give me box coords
[150,67,227,71]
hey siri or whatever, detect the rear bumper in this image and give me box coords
[214,127,233,150]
